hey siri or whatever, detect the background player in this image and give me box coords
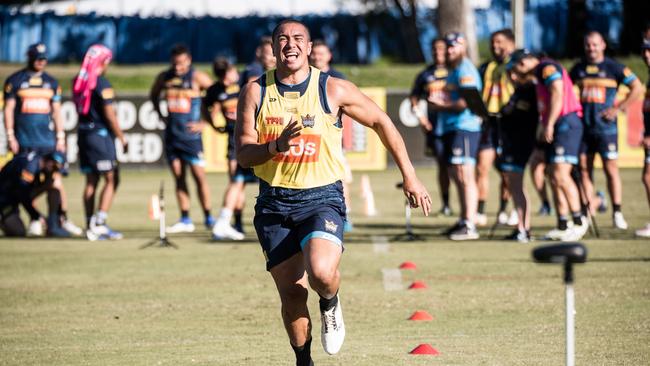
[409,37,453,216]
[570,31,643,230]
[429,32,482,241]
[74,44,127,241]
[150,44,214,234]
[203,58,248,240]
[3,43,82,237]
[509,49,588,241]
[240,37,277,86]
[236,19,431,365]
[636,38,650,238]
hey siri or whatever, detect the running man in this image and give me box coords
[636,38,650,238]
[497,69,539,242]
[477,29,517,227]
[409,37,453,216]
[203,58,249,240]
[508,49,589,241]
[73,44,127,241]
[0,151,67,237]
[150,44,215,233]
[240,37,277,86]
[3,43,82,236]
[569,31,643,230]
[236,19,431,365]
[429,32,482,240]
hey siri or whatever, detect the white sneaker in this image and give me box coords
[166,220,195,234]
[86,214,110,241]
[507,211,519,226]
[635,223,650,238]
[27,219,44,236]
[543,226,572,241]
[497,211,509,225]
[613,212,628,230]
[320,295,345,355]
[475,213,488,227]
[562,218,589,241]
[62,219,84,236]
[211,221,244,241]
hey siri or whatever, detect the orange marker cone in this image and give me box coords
[408,310,434,321]
[408,281,427,290]
[399,261,417,270]
[410,344,440,355]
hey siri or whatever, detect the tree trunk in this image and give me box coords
[437,0,478,63]
[566,0,588,58]
[391,0,425,63]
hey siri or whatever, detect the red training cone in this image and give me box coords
[408,310,434,321]
[408,281,427,289]
[410,344,440,355]
[399,261,417,270]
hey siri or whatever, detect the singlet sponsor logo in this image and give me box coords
[21,170,34,183]
[264,134,321,163]
[581,86,605,104]
[29,77,42,86]
[101,88,115,100]
[325,220,338,233]
[21,97,51,114]
[542,65,557,79]
[265,116,283,125]
[434,68,448,78]
[586,65,599,74]
[301,114,315,128]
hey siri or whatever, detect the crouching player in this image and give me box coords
[0,152,68,237]
[508,49,589,241]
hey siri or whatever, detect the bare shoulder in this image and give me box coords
[239,80,261,109]
[326,76,359,108]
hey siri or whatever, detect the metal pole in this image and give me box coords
[511,0,525,48]
[405,200,412,235]
[566,283,575,366]
[159,182,166,241]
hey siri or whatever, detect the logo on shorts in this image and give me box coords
[301,114,315,128]
[452,147,462,156]
[555,146,565,155]
[608,143,616,151]
[324,220,338,233]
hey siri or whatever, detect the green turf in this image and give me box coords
[1,56,647,92]
[1,167,649,365]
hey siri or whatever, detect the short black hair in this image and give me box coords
[492,29,515,42]
[170,43,190,57]
[271,19,311,42]
[212,57,232,80]
[431,37,446,47]
[312,39,329,49]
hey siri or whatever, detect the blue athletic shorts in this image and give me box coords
[165,137,204,167]
[232,164,258,183]
[253,181,346,271]
[78,129,118,173]
[544,112,583,165]
[442,130,481,165]
[580,132,618,161]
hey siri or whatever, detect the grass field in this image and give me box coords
[1,167,649,365]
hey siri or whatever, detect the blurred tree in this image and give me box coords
[620,0,650,55]
[565,0,588,58]
[437,0,479,63]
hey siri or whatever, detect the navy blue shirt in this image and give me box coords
[240,62,265,87]
[161,68,202,147]
[324,67,346,80]
[204,81,240,133]
[570,57,637,134]
[76,76,115,132]
[410,64,448,136]
[0,152,43,218]
[3,69,61,149]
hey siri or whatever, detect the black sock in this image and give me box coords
[612,204,621,213]
[572,212,583,226]
[234,211,242,226]
[558,215,569,230]
[181,210,190,219]
[291,337,313,366]
[580,203,589,216]
[319,292,338,312]
[498,199,508,213]
[543,200,550,208]
[478,200,486,214]
[442,193,450,207]
[203,209,212,219]
[59,208,67,220]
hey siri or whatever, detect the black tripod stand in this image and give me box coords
[141,181,177,249]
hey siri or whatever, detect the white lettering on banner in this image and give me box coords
[61,101,78,131]
[66,134,78,163]
[139,101,167,130]
[399,98,426,128]
[116,133,163,163]
[117,101,137,130]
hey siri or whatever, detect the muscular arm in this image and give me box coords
[103,103,127,151]
[51,101,65,151]
[329,78,430,214]
[546,79,564,128]
[149,72,166,121]
[618,78,643,112]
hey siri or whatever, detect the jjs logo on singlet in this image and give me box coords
[263,134,321,163]
[581,86,605,104]
[21,97,51,114]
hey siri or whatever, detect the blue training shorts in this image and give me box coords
[78,129,118,173]
[545,112,583,165]
[442,130,481,165]
[580,132,618,161]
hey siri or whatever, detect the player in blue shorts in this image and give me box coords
[150,44,215,234]
[429,32,482,240]
[203,58,251,240]
[240,37,276,86]
[509,49,588,241]
[409,37,453,216]
[73,45,128,241]
[237,19,430,365]
[3,43,82,236]
[569,31,643,230]
[0,152,67,237]
[636,38,650,238]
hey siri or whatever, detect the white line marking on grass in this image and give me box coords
[381,268,404,291]
[372,235,390,253]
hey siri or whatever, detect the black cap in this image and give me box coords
[642,39,650,51]
[27,43,47,60]
[506,48,534,70]
[444,32,466,47]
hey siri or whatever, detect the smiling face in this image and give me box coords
[584,33,606,63]
[273,22,312,73]
[171,52,191,76]
[446,42,465,66]
[491,33,514,62]
[309,44,332,71]
[432,40,446,65]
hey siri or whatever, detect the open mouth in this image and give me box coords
[284,52,299,61]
